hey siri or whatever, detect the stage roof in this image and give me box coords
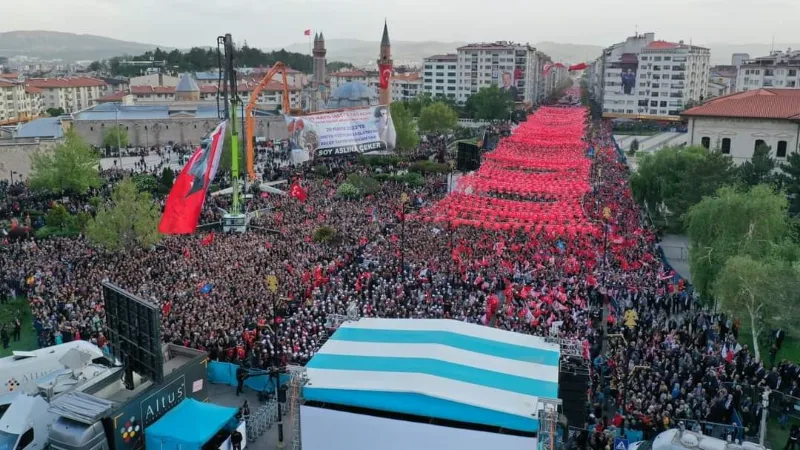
[304,318,560,433]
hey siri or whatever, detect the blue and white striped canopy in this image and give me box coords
[304,318,560,433]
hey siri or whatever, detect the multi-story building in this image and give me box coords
[421,54,458,99]
[708,66,738,98]
[0,76,45,122]
[732,53,750,67]
[25,77,107,113]
[588,32,710,120]
[455,42,542,105]
[129,73,180,87]
[391,73,422,101]
[543,63,570,101]
[735,50,800,91]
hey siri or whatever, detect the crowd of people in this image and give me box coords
[1,99,797,449]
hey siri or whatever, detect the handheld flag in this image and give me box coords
[159,121,227,234]
[304,29,311,36]
[289,181,308,202]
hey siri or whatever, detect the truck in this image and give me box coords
[630,427,767,450]
[47,344,210,450]
[0,341,111,396]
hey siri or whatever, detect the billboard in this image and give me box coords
[609,53,639,95]
[285,106,396,158]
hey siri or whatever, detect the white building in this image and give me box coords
[422,54,458,99]
[543,63,570,101]
[391,73,422,101]
[588,33,710,120]
[25,77,107,113]
[735,50,800,91]
[682,88,800,164]
[455,42,542,106]
[129,73,180,87]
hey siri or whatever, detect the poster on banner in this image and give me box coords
[285,106,396,158]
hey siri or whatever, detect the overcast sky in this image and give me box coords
[7,0,800,49]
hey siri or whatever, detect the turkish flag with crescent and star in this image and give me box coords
[289,181,308,202]
[379,63,392,90]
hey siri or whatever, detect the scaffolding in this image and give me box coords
[286,365,309,450]
[538,398,563,450]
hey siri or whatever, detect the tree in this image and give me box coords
[714,255,800,362]
[417,102,459,136]
[465,86,513,121]
[389,102,419,154]
[160,167,175,190]
[685,184,792,299]
[404,93,434,117]
[46,107,64,117]
[88,61,103,72]
[86,178,161,251]
[29,129,102,194]
[103,125,129,149]
[132,174,158,192]
[628,139,639,156]
[630,145,734,231]
[779,152,800,215]
[737,144,776,187]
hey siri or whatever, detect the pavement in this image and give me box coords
[207,382,296,450]
[99,153,184,172]
[660,234,692,283]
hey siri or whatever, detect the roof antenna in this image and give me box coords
[771,36,775,53]
[634,24,638,37]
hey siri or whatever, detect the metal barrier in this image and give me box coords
[245,399,280,443]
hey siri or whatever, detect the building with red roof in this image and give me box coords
[586,33,710,121]
[25,76,107,113]
[682,88,800,163]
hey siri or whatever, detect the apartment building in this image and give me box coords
[588,32,710,120]
[0,76,44,122]
[422,54,458,99]
[735,49,800,91]
[543,63,570,101]
[26,77,106,113]
[391,73,422,101]
[455,42,542,105]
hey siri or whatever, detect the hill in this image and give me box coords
[0,30,168,61]
[274,39,604,67]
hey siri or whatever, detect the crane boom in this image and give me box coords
[245,62,290,181]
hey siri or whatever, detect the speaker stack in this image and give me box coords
[559,355,591,428]
[456,142,481,172]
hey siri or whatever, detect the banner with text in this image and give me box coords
[285,106,396,158]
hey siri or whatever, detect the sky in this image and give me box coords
[6,0,800,49]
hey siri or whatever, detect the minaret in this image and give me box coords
[313,32,327,90]
[378,21,393,105]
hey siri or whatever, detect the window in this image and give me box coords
[721,138,731,154]
[777,140,788,158]
[754,139,766,151]
[701,137,711,149]
[17,428,34,450]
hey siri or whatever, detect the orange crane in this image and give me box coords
[244,62,292,181]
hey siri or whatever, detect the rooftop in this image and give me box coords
[424,54,458,61]
[26,77,106,88]
[176,73,200,92]
[15,117,64,139]
[304,318,560,433]
[330,70,369,78]
[643,40,709,51]
[73,102,280,121]
[682,89,800,120]
[392,73,421,82]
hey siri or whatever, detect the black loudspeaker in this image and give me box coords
[456,142,481,172]
[278,385,288,402]
[559,358,591,428]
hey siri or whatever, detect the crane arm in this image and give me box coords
[245,62,291,181]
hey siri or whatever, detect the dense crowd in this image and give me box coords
[0,104,797,450]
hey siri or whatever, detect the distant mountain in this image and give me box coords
[708,42,800,65]
[0,30,169,61]
[272,39,604,67]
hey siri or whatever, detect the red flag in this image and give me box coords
[183,247,191,259]
[289,181,308,202]
[304,29,311,36]
[162,301,172,316]
[159,121,227,234]
[201,232,215,246]
[378,63,392,90]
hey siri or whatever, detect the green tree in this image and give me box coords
[630,145,734,231]
[465,86,513,121]
[160,167,175,189]
[389,102,419,154]
[132,174,158,192]
[685,185,792,300]
[404,93,434,117]
[737,144,776,187]
[628,139,639,156]
[417,102,459,136]
[86,178,161,251]
[29,129,102,194]
[714,255,800,361]
[103,125,129,149]
[780,152,800,215]
[88,61,103,72]
[46,107,64,117]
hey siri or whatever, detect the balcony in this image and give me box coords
[671,75,686,80]
[669,92,683,98]
[671,65,686,71]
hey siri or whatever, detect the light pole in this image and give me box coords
[10,171,16,184]
[759,388,770,447]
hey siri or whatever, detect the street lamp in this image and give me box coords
[10,171,17,183]
[399,192,409,281]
